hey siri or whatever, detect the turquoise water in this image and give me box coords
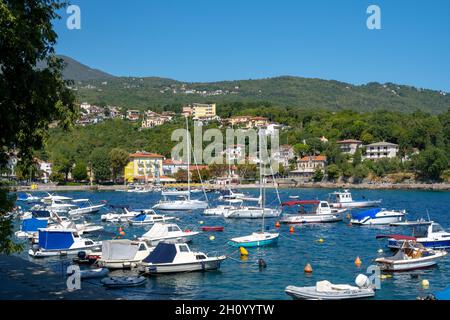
[13,188,450,300]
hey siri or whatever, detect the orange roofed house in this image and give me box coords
[289,155,327,180]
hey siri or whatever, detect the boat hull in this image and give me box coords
[224,208,281,219]
[388,239,450,250]
[376,251,447,271]
[142,257,225,274]
[228,233,279,248]
[351,215,404,226]
[281,213,343,224]
[331,200,381,209]
[153,201,208,211]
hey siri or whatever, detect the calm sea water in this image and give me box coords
[13,188,450,300]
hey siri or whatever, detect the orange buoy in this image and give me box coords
[289,226,295,233]
[275,221,281,228]
[355,256,362,267]
[304,263,313,273]
[119,231,125,236]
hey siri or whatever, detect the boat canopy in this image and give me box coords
[32,210,51,218]
[375,234,417,241]
[101,240,141,260]
[131,213,148,222]
[142,242,177,264]
[351,208,382,221]
[282,200,320,207]
[22,218,48,232]
[38,229,75,250]
[142,223,179,239]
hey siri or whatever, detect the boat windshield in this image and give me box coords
[432,224,445,233]
[412,225,429,237]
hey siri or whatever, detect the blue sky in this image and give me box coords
[54,0,450,91]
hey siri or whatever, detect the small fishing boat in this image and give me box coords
[328,190,381,209]
[127,210,175,226]
[138,242,226,274]
[68,199,106,215]
[201,226,224,232]
[223,206,281,219]
[285,274,375,300]
[375,241,447,271]
[380,221,450,250]
[350,208,406,225]
[67,267,109,279]
[96,240,153,269]
[139,223,199,246]
[280,200,345,224]
[101,206,140,222]
[101,276,147,288]
[28,229,102,258]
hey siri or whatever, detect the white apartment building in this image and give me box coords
[363,142,399,159]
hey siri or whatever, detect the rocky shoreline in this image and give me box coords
[12,181,450,192]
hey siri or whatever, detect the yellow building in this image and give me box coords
[183,103,216,119]
[124,151,164,183]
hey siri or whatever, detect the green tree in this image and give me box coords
[174,169,188,182]
[326,164,340,181]
[312,167,324,182]
[0,0,76,254]
[89,148,111,182]
[109,148,129,182]
[415,148,448,181]
[353,164,369,183]
[72,161,88,181]
[49,171,65,184]
[352,148,362,166]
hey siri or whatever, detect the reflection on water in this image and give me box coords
[11,188,450,300]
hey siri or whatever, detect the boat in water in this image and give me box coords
[280,200,346,224]
[127,210,175,226]
[328,190,381,209]
[228,232,279,248]
[375,240,447,271]
[17,193,40,203]
[139,223,199,246]
[101,276,147,288]
[28,228,101,258]
[203,199,243,216]
[138,242,226,274]
[350,208,406,225]
[379,221,450,250]
[96,240,153,269]
[285,274,375,300]
[68,199,106,215]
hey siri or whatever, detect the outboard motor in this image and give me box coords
[77,251,87,260]
[355,274,370,288]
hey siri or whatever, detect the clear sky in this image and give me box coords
[53,0,450,91]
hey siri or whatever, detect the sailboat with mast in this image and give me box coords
[153,118,208,211]
[228,130,280,247]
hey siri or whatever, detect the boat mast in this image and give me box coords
[259,129,265,233]
[186,116,191,201]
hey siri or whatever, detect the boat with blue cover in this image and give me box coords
[138,242,226,274]
[15,218,48,239]
[127,210,175,225]
[379,222,450,250]
[350,208,406,225]
[28,228,102,258]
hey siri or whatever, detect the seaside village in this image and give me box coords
[6,102,450,301]
[4,102,405,186]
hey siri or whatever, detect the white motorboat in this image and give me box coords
[381,221,450,250]
[280,200,346,224]
[285,274,375,300]
[45,199,78,213]
[17,193,40,203]
[41,193,73,204]
[138,242,226,274]
[218,189,246,201]
[328,190,381,209]
[28,228,102,258]
[101,276,147,288]
[153,191,208,211]
[228,232,279,248]
[375,241,447,271]
[127,186,152,193]
[68,199,106,215]
[138,223,199,246]
[224,206,281,219]
[127,210,176,226]
[203,199,243,216]
[96,240,153,269]
[350,208,406,225]
[101,207,141,222]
